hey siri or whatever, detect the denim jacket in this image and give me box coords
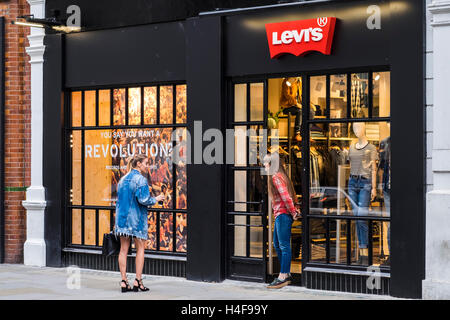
[114,169,156,240]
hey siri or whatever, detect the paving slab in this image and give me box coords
[0,264,399,300]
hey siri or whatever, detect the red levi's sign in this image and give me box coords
[265,17,337,59]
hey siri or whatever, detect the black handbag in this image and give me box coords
[102,232,134,257]
[102,232,120,257]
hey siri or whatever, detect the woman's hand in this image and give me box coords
[155,194,165,202]
[371,188,377,202]
[293,208,302,220]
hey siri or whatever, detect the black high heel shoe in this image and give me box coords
[120,280,132,293]
[133,278,150,292]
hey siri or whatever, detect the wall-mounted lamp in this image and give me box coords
[12,14,81,33]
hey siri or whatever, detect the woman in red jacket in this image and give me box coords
[263,152,301,289]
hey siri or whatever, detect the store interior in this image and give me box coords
[264,72,391,274]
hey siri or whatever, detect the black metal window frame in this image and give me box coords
[302,67,391,273]
[226,80,269,273]
[64,81,188,257]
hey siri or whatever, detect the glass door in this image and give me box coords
[226,81,268,282]
[267,77,304,284]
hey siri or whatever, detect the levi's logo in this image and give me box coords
[265,17,337,59]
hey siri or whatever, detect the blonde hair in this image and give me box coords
[126,154,148,172]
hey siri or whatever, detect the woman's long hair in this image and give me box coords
[264,153,297,204]
[280,78,299,108]
[126,154,148,173]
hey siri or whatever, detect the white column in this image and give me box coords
[424,0,450,299]
[22,0,47,267]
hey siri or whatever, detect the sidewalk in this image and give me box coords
[0,264,398,300]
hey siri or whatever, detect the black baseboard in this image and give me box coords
[62,250,186,278]
[304,269,390,296]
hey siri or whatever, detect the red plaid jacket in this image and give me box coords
[271,172,298,220]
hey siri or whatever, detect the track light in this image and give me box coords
[12,15,81,33]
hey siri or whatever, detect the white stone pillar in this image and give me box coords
[22,0,47,267]
[423,0,450,299]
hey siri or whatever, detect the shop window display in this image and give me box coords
[307,71,391,267]
[68,84,188,254]
[265,71,390,271]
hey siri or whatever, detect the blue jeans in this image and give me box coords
[273,214,293,274]
[383,189,391,249]
[348,177,371,249]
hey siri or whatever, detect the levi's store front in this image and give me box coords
[44,0,424,299]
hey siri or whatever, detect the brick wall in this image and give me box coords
[0,0,31,264]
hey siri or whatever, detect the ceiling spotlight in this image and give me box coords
[12,15,81,33]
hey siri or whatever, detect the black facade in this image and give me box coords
[43,0,425,298]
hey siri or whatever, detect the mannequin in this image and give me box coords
[347,122,378,264]
[379,122,391,264]
[280,78,302,141]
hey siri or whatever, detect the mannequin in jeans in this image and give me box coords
[280,78,302,141]
[347,122,378,265]
[379,123,391,265]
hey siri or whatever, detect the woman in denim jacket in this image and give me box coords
[115,154,164,292]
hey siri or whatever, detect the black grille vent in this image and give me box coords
[304,270,390,296]
[63,251,186,278]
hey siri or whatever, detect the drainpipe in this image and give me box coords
[22,0,47,267]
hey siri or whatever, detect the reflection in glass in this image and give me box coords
[84,91,96,127]
[128,87,141,125]
[310,76,326,119]
[99,90,111,126]
[160,86,173,124]
[373,72,390,118]
[234,126,247,167]
[372,221,390,266]
[250,83,264,121]
[72,92,82,127]
[144,87,157,125]
[234,84,247,122]
[176,85,187,124]
[351,73,369,118]
[309,122,390,218]
[249,125,263,167]
[351,220,368,265]
[330,74,347,119]
[330,219,347,264]
[176,213,187,252]
[159,213,173,251]
[234,170,247,257]
[113,89,126,126]
[249,218,263,259]
[309,218,326,263]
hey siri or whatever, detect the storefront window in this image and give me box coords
[310,76,326,119]
[330,74,347,119]
[68,84,188,253]
[308,71,391,267]
[350,73,369,118]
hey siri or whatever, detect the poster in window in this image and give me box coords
[146,212,157,250]
[110,128,174,209]
[159,212,173,251]
[176,213,187,252]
